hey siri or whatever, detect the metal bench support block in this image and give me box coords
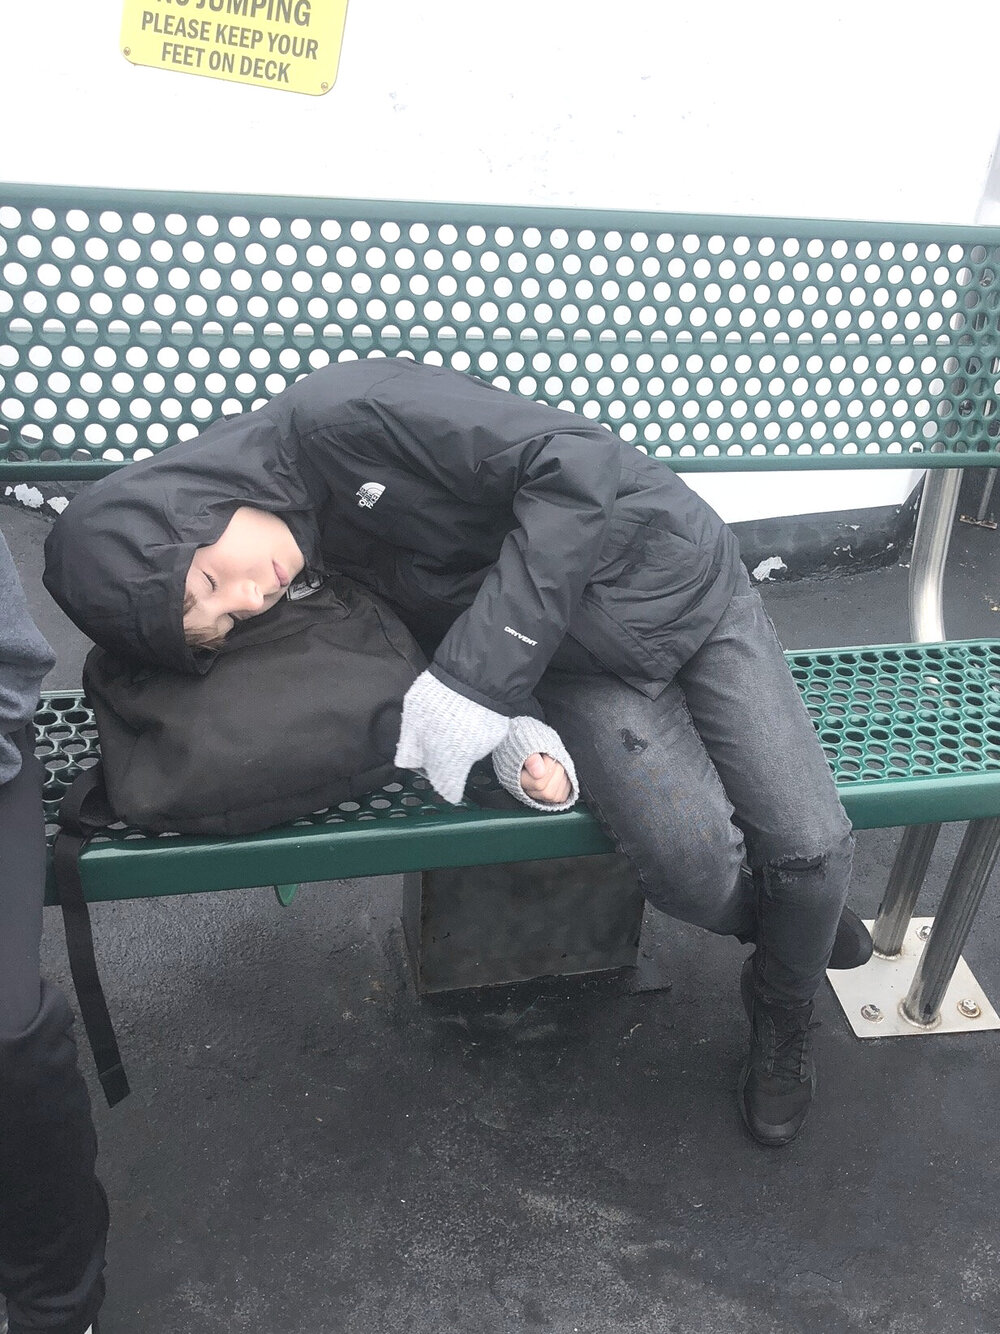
[828,917,1000,1037]
[401,853,645,993]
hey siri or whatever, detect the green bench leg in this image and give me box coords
[401,853,645,993]
[274,883,299,907]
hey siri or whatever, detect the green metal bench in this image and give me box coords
[3,183,1000,1030]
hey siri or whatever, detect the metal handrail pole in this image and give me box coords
[871,822,940,957]
[901,817,1000,1026]
[871,468,961,940]
[907,467,962,643]
[974,467,997,524]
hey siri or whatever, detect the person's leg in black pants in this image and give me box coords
[0,726,108,1334]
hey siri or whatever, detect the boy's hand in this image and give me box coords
[520,752,572,805]
[492,717,578,812]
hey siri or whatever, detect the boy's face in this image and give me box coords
[183,506,305,644]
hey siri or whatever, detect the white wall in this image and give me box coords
[977,127,1000,224]
[6,0,999,522]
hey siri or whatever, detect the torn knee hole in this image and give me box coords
[773,853,825,875]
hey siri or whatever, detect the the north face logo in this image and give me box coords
[356,482,385,509]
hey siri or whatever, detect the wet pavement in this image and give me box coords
[3,488,1000,1334]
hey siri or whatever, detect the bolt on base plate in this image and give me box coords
[827,918,1000,1039]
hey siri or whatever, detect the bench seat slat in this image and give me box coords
[38,638,1000,905]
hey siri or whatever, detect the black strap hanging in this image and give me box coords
[53,765,130,1108]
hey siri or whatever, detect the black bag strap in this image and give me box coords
[53,764,130,1107]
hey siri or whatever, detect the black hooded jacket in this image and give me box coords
[44,359,742,715]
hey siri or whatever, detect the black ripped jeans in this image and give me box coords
[0,727,107,1334]
[537,566,855,1006]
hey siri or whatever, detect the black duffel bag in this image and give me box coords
[81,573,425,835]
[53,573,426,1105]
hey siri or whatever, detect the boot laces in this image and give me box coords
[758,1007,820,1081]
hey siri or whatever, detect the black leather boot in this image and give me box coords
[738,957,819,1147]
[828,906,873,970]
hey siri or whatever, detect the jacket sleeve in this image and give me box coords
[429,426,620,712]
[0,533,56,783]
[365,365,622,712]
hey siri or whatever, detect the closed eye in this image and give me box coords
[204,571,217,592]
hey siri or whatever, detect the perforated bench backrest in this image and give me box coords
[2,184,999,477]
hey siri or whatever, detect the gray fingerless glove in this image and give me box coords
[395,670,510,804]
[491,716,579,812]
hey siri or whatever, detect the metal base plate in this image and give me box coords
[828,918,1000,1038]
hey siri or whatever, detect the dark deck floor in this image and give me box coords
[4,488,1000,1334]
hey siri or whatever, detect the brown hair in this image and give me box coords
[182,590,228,650]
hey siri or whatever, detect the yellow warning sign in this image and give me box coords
[121,0,349,96]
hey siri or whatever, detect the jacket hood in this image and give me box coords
[44,407,323,674]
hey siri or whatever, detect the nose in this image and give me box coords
[232,579,266,614]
